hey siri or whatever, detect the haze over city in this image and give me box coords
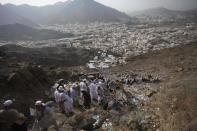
[0,0,197,12]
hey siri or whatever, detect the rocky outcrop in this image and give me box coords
[0,63,51,114]
[66,108,108,130]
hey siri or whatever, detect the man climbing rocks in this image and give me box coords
[32,101,59,131]
[0,100,27,131]
[89,81,99,103]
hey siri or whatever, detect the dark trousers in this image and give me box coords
[41,128,48,131]
[11,122,27,131]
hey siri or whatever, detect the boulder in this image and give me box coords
[0,49,6,57]
[145,90,157,97]
[67,108,108,130]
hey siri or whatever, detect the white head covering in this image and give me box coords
[58,86,65,92]
[70,87,73,91]
[63,84,67,88]
[72,83,77,88]
[57,86,65,92]
[35,100,45,106]
[3,100,13,107]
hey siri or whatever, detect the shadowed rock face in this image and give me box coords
[0,63,50,115]
[0,24,73,41]
[0,44,96,66]
[0,46,93,114]
[0,43,97,113]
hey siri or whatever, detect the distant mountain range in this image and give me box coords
[1,1,197,26]
[0,24,73,41]
[129,7,197,23]
[0,4,36,26]
[0,0,131,26]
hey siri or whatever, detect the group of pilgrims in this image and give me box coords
[52,74,118,116]
[0,73,127,131]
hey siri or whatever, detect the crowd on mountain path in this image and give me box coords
[0,73,133,131]
[0,71,160,131]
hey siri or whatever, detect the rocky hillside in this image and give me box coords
[130,7,197,24]
[0,44,97,66]
[0,44,97,114]
[0,42,196,131]
[111,42,197,131]
[0,4,36,27]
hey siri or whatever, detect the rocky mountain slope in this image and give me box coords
[0,4,36,27]
[0,44,96,66]
[130,7,197,24]
[0,44,97,114]
[111,42,197,131]
[2,0,131,25]
[0,42,196,131]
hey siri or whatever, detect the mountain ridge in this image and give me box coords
[129,7,197,23]
[0,4,36,27]
[2,0,131,25]
[0,23,73,41]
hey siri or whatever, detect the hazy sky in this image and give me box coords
[0,0,197,12]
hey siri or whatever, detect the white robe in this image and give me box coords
[97,81,106,89]
[89,83,98,102]
[60,93,74,114]
[54,89,61,103]
[79,81,88,98]
[79,82,88,92]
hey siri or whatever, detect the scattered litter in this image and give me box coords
[102,119,113,131]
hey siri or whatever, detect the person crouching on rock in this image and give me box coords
[32,101,59,131]
[0,100,27,131]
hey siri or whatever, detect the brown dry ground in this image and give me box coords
[48,43,197,131]
[112,42,197,131]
